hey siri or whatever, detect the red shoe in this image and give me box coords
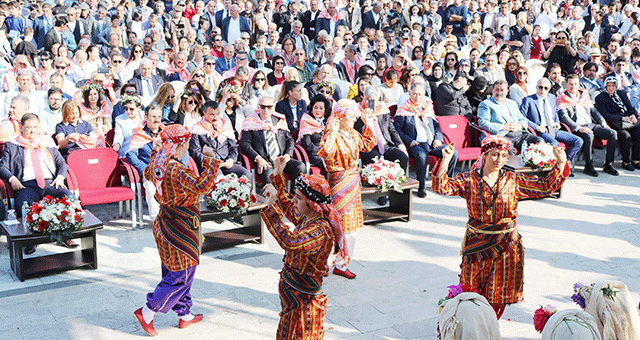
[134,307,158,336]
[333,267,356,279]
[178,314,203,329]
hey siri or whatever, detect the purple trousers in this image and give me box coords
[146,265,196,316]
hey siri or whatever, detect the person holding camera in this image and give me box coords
[541,30,577,75]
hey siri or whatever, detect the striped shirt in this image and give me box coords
[317,125,376,172]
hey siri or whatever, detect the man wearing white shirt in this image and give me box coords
[221,5,251,44]
[38,87,63,134]
[4,70,42,118]
[66,50,88,84]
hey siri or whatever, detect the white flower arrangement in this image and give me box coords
[205,174,256,214]
[360,157,407,193]
[522,142,557,169]
[26,195,84,243]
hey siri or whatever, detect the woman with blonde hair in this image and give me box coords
[151,83,178,124]
[55,99,97,159]
[188,67,214,99]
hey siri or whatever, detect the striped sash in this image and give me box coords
[461,218,518,262]
[281,266,323,296]
[157,205,201,263]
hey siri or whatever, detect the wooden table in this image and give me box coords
[199,195,267,252]
[503,155,562,199]
[0,211,103,281]
[361,178,420,224]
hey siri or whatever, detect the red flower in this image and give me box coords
[230,80,238,86]
[238,177,247,184]
[44,195,54,200]
[26,214,34,223]
[238,198,245,207]
[537,161,545,167]
[250,195,257,203]
[75,215,82,222]
[220,199,228,206]
[227,187,235,194]
[374,178,382,186]
[61,210,69,216]
[38,220,48,231]
[533,307,554,333]
[386,173,395,180]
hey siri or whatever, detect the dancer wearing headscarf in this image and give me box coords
[134,125,221,336]
[318,99,376,279]
[432,136,569,319]
[261,158,345,340]
[540,309,602,340]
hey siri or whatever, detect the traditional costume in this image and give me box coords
[77,83,113,147]
[318,99,376,278]
[134,125,221,336]
[261,173,345,340]
[432,136,569,318]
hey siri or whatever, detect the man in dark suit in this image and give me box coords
[520,77,583,164]
[435,71,473,120]
[189,101,250,179]
[580,62,605,101]
[44,15,68,52]
[315,1,348,36]
[221,5,252,43]
[0,113,74,253]
[558,75,619,176]
[362,1,383,30]
[301,0,321,40]
[340,0,362,33]
[129,59,163,98]
[214,0,232,26]
[239,96,305,184]
[394,83,458,197]
[33,3,55,49]
[283,20,310,52]
[274,0,304,39]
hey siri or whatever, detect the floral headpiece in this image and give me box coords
[533,304,557,333]
[120,94,142,106]
[572,282,590,309]
[81,82,103,94]
[481,135,511,154]
[317,80,336,92]
[437,284,475,312]
[182,87,200,98]
[227,79,240,94]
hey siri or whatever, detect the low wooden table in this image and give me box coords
[361,178,420,224]
[199,195,267,252]
[504,155,562,199]
[0,211,103,281]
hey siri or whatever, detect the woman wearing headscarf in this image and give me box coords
[134,125,221,336]
[318,99,376,279]
[432,136,569,319]
[261,158,345,340]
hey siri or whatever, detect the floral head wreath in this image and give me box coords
[120,94,142,106]
[182,87,200,98]
[317,80,336,93]
[81,82,103,94]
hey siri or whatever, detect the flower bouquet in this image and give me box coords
[205,174,256,214]
[26,195,84,244]
[533,304,557,333]
[360,157,407,193]
[522,142,557,169]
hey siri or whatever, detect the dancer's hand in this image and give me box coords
[553,146,567,164]
[263,184,277,206]
[202,146,215,158]
[441,142,456,161]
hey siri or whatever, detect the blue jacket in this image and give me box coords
[221,16,251,43]
[33,15,54,49]
[520,94,559,130]
[477,97,529,136]
[393,115,444,147]
[215,57,236,75]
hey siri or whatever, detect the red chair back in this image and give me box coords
[437,115,474,148]
[67,148,123,190]
[105,129,115,147]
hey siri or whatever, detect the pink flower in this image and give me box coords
[533,305,556,333]
[447,284,464,298]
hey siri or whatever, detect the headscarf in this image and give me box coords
[471,135,511,171]
[438,292,501,340]
[604,76,618,87]
[147,125,192,198]
[294,174,347,255]
[191,116,235,142]
[297,113,324,143]
[541,309,602,340]
[580,281,640,340]
[325,99,360,133]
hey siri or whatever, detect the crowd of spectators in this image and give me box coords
[2,0,640,225]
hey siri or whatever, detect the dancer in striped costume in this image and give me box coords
[262,158,345,340]
[318,99,376,279]
[432,136,569,319]
[134,125,221,336]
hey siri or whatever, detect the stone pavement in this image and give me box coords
[1,153,639,340]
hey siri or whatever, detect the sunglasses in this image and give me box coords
[517,71,527,75]
[112,59,123,63]
[319,89,332,94]
[135,50,143,53]
[295,53,305,56]
[237,57,247,61]
[205,62,215,65]
[255,78,265,81]
[168,95,175,99]
[275,61,284,65]
[242,37,250,40]
[194,73,205,77]
[215,38,222,41]
[55,65,67,69]
[258,104,274,108]
[187,99,196,105]
[537,85,550,90]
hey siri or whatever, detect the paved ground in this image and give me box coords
[0,150,639,340]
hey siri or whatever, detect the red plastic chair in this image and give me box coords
[105,129,115,148]
[436,115,482,171]
[293,144,324,175]
[66,148,138,228]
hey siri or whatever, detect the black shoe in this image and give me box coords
[376,196,388,205]
[622,162,636,171]
[57,240,79,248]
[633,162,640,170]
[24,245,36,255]
[602,163,620,176]
[583,164,599,177]
[568,172,575,177]
[417,189,427,198]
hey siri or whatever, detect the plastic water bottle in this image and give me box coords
[21,202,29,226]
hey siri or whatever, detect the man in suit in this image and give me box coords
[340,0,362,33]
[491,1,516,33]
[214,0,232,27]
[0,113,74,252]
[474,53,505,85]
[283,20,309,52]
[130,59,163,100]
[582,5,612,49]
[274,0,304,39]
[478,80,544,151]
[394,83,458,198]
[65,6,86,46]
[215,44,236,75]
[580,62,605,101]
[362,1,383,30]
[558,75,619,176]
[33,3,55,49]
[301,0,321,40]
[315,1,347,37]
[91,7,111,44]
[44,15,68,52]
[221,5,251,44]
[546,63,565,96]
[239,96,305,184]
[435,71,473,120]
[520,78,583,164]
[336,45,364,83]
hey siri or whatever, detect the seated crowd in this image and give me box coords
[1,0,640,239]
